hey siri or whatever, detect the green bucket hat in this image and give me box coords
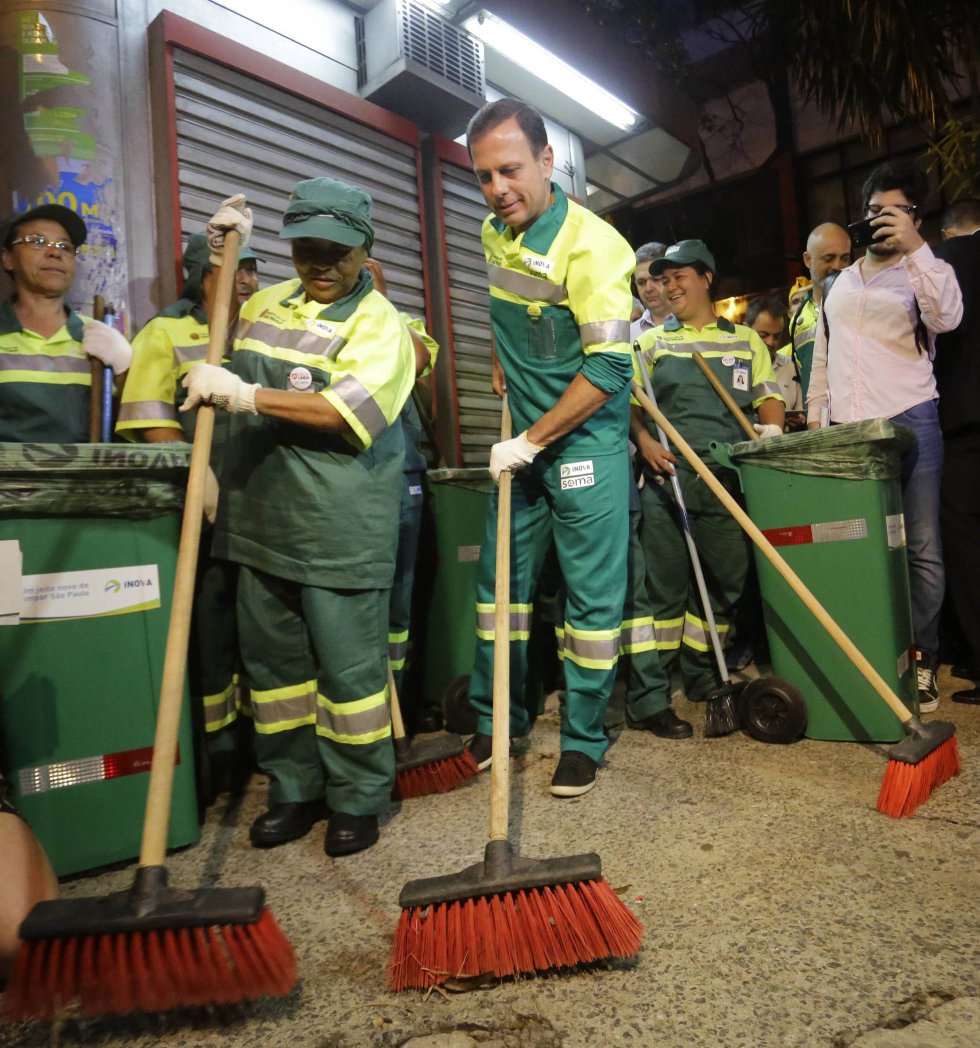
[279,177,374,251]
[650,239,716,276]
[182,234,262,301]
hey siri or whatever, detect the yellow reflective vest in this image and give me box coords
[212,270,415,589]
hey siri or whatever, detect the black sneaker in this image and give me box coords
[467,733,493,770]
[916,650,939,713]
[550,751,599,797]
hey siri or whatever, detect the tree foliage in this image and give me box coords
[583,0,979,197]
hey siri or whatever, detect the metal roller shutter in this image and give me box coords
[171,49,425,320]
[439,163,500,467]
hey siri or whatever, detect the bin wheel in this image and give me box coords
[738,676,807,744]
[442,675,477,735]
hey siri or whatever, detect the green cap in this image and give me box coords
[2,203,87,248]
[279,177,374,251]
[650,239,716,276]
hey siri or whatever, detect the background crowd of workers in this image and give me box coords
[1,95,978,975]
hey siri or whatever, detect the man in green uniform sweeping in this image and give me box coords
[181,181,415,856]
[465,98,636,798]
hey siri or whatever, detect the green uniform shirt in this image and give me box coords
[0,299,90,443]
[482,183,635,456]
[116,299,210,442]
[635,315,783,465]
[789,293,818,399]
[212,271,415,589]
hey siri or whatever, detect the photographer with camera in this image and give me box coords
[806,159,963,712]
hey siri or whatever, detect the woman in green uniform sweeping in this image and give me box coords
[629,240,784,705]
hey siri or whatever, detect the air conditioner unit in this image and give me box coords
[361,0,485,137]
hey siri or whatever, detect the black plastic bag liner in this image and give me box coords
[0,442,191,519]
[726,419,916,481]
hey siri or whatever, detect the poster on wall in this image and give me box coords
[2,12,128,331]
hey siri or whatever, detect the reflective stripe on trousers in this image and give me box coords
[476,602,532,641]
[619,616,656,655]
[203,681,238,733]
[681,611,729,652]
[316,688,391,744]
[555,622,621,670]
[388,629,409,671]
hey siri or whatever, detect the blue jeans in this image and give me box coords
[892,400,944,654]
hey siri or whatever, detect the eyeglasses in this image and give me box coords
[8,234,80,256]
[866,204,917,217]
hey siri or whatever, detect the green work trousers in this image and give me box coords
[638,467,750,700]
[236,565,395,815]
[388,471,423,696]
[623,484,673,721]
[468,449,629,763]
[189,539,240,761]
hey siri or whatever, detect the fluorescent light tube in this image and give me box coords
[462,11,640,131]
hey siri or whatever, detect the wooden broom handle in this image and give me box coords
[89,296,106,442]
[632,382,914,726]
[140,227,241,867]
[489,397,512,842]
[388,661,407,743]
[692,351,758,441]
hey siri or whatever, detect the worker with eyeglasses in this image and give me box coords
[0,204,132,443]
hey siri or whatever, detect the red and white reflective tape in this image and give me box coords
[17,745,179,796]
[762,518,868,547]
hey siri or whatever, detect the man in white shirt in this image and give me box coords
[629,241,671,342]
[807,159,963,712]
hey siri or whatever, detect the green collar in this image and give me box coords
[489,183,568,255]
[0,297,83,339]
[280,269,375,323]
[663,314,735,334]
[157,297,208,325]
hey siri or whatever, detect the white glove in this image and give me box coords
[206,193,253,265]
[753,423,783,439]
[180,363,259,414]
[489,431,543,483]
[82,319,132,372]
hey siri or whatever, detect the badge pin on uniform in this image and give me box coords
[289,366,313,391]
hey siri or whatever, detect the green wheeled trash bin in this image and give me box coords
[420,467,552,733]
[421,468,492,733]
[0,442,200,876]
[714,420,918,743]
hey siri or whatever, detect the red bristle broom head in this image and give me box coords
[1,908,296,1022]
[395,749,479,800]
[388,878,642,991]
[877,734,961,818]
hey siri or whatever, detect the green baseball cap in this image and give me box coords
[2,203,87,248]
[279,177,374,250]
[650,239,716,276]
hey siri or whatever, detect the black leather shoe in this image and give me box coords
[629,708,694,739]
[249,800,328,848]
[325,813,379,857]
[953,686,980,705]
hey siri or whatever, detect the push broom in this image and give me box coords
[2,218,296,1022]
[632,383,960,817]
[633,347,744,736]
[388,399,642,991]
[389,662,478,799]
